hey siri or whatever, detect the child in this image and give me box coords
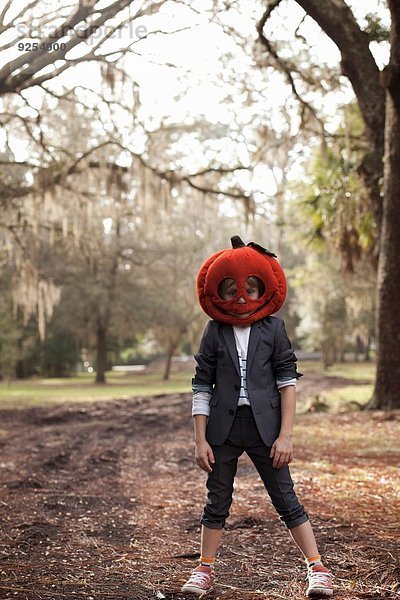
[181,236,333,597]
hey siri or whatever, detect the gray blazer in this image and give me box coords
[192,316,302,447]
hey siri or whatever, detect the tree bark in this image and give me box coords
[364,331,372,362]
[163,342,177,381]
[369,1,400,409]
[92,226,120,385]
[95,323,108,385]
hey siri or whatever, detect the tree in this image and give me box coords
[298,104,375,272]
[292,250,375,368]
[257,0,400,410]
[0,281,21,380]
[257,0,385,237]
[0,0,159,339]
[373,0,400,409]
[1,0,255,349]
[0,0,165,95]
[143,229,212,381]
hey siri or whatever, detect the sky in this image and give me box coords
[0,0,390,120]
[0,0,391,204]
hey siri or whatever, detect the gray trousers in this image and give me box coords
[201,405,309,530]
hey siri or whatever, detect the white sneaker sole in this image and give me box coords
[307,587,334,597]
[181,583,213,596]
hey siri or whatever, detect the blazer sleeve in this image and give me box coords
[192,320,217,391]
[271,319,303,380]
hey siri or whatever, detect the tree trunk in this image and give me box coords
[322,343,332,369]
[354,334,363,362]
[370,3,400,410]
[95,324,108,384]
[163,342,177,381]
[364,331,372,362]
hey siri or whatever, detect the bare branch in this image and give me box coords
[0,31,28,52]
[1,111,39,148]
[38,84,137,121]
[0,160,38,167]
[256,0,327,138]
[0,0,139,94]
[294,0,385,143]
[0,1,14,27]
[187,165,249,177]
[0,0,39,33]
[1,135,253,209]
[178,174,251,203]
[61,139,252,203]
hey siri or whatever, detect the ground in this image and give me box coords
[0,373,399,600]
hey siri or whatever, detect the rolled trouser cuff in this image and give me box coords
[200,517,225,530]
[283,512,309,530]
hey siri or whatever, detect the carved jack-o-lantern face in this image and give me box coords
[197,236,287,326]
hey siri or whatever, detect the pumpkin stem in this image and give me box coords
[231,235,245,248]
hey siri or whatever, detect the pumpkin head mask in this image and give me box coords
[197,236,287,326]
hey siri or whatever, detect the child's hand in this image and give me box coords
[195,441,215,473]
[270,434,293,469]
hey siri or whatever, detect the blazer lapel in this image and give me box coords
[247,322,262,373]
[221,325,240,376]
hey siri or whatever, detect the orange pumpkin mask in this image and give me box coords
[197,236,287,326]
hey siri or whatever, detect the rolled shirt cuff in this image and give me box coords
[192,391,211,417]
[276,377,297,389]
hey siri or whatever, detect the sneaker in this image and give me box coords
[306,565,334,597]
[181,565,215,596]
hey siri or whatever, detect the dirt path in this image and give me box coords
[0,376,399,599]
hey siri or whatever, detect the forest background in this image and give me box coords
[0,0,399,408]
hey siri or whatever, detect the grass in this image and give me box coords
[299,359,375,381]
[0,360,377,410]
[297,359,375,411]
[0,370,193,409]
[319,384,375,411]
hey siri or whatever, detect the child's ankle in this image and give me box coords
[200,556,216,570]
[306,554,323,568]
